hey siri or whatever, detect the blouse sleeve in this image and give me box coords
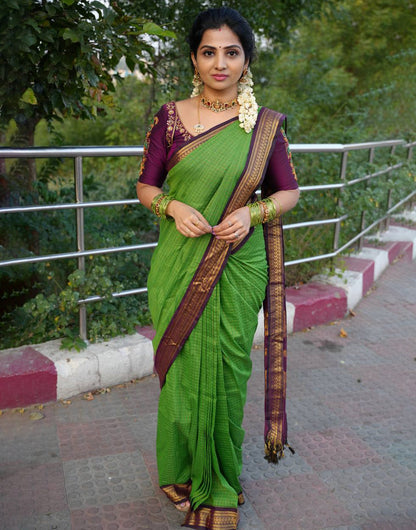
[138,105,168,188]
[263,127,298,193]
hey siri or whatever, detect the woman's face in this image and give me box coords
[192,25,248,97]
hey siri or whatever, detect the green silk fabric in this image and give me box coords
[148,120,268,510]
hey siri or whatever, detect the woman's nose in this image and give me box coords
[214,52,226,69]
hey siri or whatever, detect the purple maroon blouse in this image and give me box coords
[138,102,298,192]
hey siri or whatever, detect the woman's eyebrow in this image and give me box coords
[200,44,242,50]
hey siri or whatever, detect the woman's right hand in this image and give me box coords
[166,200,212,238]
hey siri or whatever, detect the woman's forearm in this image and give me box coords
[269,188,300,215]
[136,182,164,210]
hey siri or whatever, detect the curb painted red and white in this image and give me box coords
[1,219,415,409]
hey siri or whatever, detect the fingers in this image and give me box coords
[212,208,250,243]
[177,212,212,238]
[167,201,212,238]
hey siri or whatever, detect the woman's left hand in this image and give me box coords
[212,206,250,243]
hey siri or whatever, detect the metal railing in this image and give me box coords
[1,139,415,339]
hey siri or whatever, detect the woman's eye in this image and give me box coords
[228,50,239,56]
[203,50,214,56]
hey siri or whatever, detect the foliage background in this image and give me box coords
[1,0,415,348]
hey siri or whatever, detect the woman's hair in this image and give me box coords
[188,7,256,65]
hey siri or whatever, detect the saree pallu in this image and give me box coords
[147,109,288,530]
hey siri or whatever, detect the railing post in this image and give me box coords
[74,156,87,341]
[358,147,376,250]
[384,145,397,231]
[407,143,413,162]
[406,143,414,210]
[333,150,348,253]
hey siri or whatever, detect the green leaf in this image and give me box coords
[62,0,76,5]
[6,0,20,9]
[90,1,106,10]
[142,22,176,39]
[20,32,37,49]
[125,55,136,73]
[21,87,37,105]
[62,28,81,43]
[45,4,56,16]
[60,336,88,351]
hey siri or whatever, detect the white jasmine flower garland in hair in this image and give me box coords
[238,68,258,133]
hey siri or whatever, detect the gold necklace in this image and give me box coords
[193,94,239,134]
[200,95,238,112]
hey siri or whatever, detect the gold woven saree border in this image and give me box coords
[155,107,284,388]
[161,481,192,504]
[183,505,238,530]
[263,215,289,462]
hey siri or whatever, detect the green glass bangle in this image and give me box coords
[151,193,165,216]
[273,197,283,217]
[248,202,263,227]
[248,197,281,226]
[151,193,175,219]
[261,197,277,223]
[158,194,175,220]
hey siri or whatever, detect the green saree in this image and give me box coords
[148,108,288,529]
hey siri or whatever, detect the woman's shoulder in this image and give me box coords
[155,101,174,118]
[155,99,193,123]
[149,102,177,131]
[157,98,194,111]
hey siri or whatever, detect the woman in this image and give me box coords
[136,7,299,529]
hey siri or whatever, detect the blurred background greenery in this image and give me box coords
[1,0,415,348]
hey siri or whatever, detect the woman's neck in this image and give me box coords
[201,86,238,102]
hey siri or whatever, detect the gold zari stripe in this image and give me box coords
[160,481,192,504]
[183,505,238,530]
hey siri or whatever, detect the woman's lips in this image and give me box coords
[212,75,228,81]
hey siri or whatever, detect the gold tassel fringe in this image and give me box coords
[264,439,295,464]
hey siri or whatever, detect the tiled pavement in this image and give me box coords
[0,256,415,530]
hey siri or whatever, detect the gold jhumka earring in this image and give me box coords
[191,67,203,97]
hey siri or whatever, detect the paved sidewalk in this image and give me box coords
[0,255,415,529]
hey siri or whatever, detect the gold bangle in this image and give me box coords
[262,201,270,223]
[270,197,282,217]
[151,193,175,219]
[261,198,278,223]
[151,193,165,216]
[248,201,263,226]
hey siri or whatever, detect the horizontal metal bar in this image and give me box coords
[342,139,405,151]
[298,162,403,192]
[299,183,344,191]
[0,146,144,158]
[0,242,157,268]
[290,139,405,154]
[2,185,412,269]
[283,216,347,230]
[346,163,403,186]
[78,287,148,304]
[0,199,140,215]
[0,160,401,215]
[290,143,345,153]
[0,139,405,159]
[285,250,337,267]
